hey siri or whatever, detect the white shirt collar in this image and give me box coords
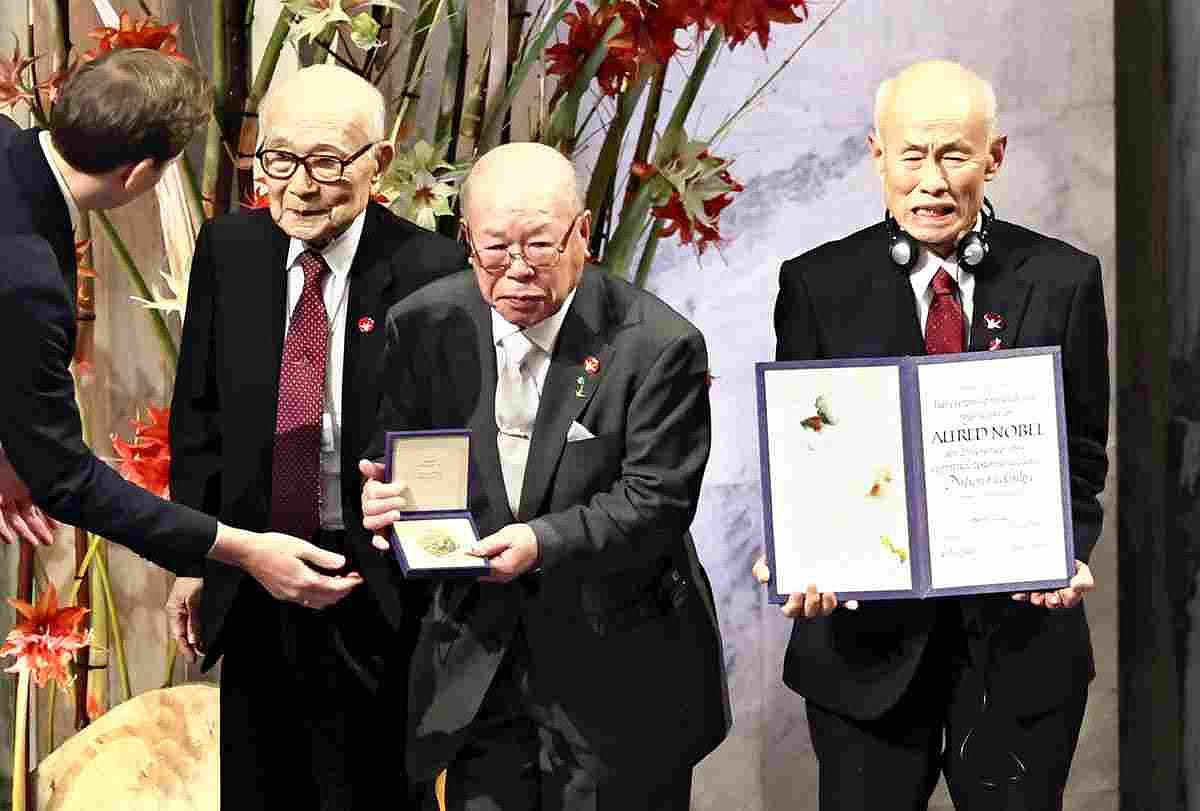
[284,208,368,279]
[491,286,579,357]
[38,131,80,234]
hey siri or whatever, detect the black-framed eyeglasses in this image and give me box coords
[255,141,377,184]
[462,212,583,274]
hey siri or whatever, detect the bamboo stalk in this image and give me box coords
[235,9,292,193]
[201,0,229,217]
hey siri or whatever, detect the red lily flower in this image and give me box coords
[240,187,272,210]
[85,10,187,62]
[38,58,78,107]
[0,45,37,111]
[75,239,96,279]
[650,167,743,253]
[703,0,808,50]
[111,406,172,498]
[545,2,641,98]
[1,584,92,690]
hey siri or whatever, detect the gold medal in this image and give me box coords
[417,529,458,557]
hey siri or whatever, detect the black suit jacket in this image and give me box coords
[369,267,730,784]
[0,117,216,573]
[169,203,466,664]
[775,220,1109,720]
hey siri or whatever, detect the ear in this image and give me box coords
[121,157,163,198]
[372,141,395,179]
[867,132,885,178]
[578,209,592,244]
[985,134,1007,181]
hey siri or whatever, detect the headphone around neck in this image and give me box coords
[885,198,995,271]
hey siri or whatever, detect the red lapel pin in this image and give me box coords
[357,316,375,334]
[583,355,600,375]
[988,337,1003,351]
[983,312,1005,330]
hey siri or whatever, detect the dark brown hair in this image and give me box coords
[50,49,211,174]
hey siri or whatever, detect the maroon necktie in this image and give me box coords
[925,267,965,354]
[270,250,330,540]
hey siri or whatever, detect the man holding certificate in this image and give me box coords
[361,142,728,810]
[754,61,1109,809]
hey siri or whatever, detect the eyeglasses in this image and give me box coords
[462,212,583,274]
[255,142,377,184]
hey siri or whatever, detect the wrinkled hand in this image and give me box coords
[1182,419,1200,493]
[0,454,57,545]
[752,554,858,618]
[166,576,204,662]
[472,524,539,583]
[360,459,405,551]
[1012,560,1094,610]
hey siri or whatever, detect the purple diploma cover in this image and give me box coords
[755,346,1075,604]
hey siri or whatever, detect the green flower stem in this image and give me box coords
[162,641,179,689]
[602,181,654,280]
[179,153,206,227]
[477,0,573,150]
[87,540,110,721]
[393,0,445,144]
[65,535,103,606]
[47,673,57,751]
[583,71,648,219]
[544,16,625,152]
[92,548,131,702]
[12,670,29,811]
[250,9,291,107]
[625,62,664,199]
[201,0,229,217]
[94,211,179,369]
[632,225,661,289]
[655,27,722,163]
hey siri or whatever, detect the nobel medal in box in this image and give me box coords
[384,429,489,577]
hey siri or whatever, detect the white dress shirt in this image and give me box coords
[39,131,80,234]
[282,209,367,530]
[490,286,578,396]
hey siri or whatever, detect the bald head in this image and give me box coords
[260,64,386,141]
[873,60,997,144]
[461,142,583,223]
[462,143,591,328]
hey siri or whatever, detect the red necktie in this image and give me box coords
[270,250,330,540]
[925,267,965,354]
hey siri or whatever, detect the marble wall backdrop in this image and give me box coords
[616,3,1116,808]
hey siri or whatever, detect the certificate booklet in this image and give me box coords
[756,347,1074,604]
[384,429,489,577]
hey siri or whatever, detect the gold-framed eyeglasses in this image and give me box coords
[462,212,583,274]
[255,141,377,184]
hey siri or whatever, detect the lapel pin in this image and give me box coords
[983,312,1005,330]
[575,375,587,398]
[357,316,375,334]
[988,337,1003,351]
[583,355,601,376]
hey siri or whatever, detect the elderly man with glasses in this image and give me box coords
[164,64,466,811]
[359,141,730,810]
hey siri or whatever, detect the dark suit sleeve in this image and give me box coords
[775,259,821,361]
[1061,258,1110,564]
[0,236,216,573]
[169,223,224,577]
[529,329,711,575]
[363,307,430,460]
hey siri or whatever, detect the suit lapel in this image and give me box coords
[517,273,611,522]
[968,227,1033,352]
[242,215,290,452]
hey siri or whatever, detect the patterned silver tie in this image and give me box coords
[496,331,539,516]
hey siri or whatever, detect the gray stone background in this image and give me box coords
[0,1,1117,809]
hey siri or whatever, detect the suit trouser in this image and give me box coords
[438,627,693,811]
[219,532,416,811]
[805,601,1088,811]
